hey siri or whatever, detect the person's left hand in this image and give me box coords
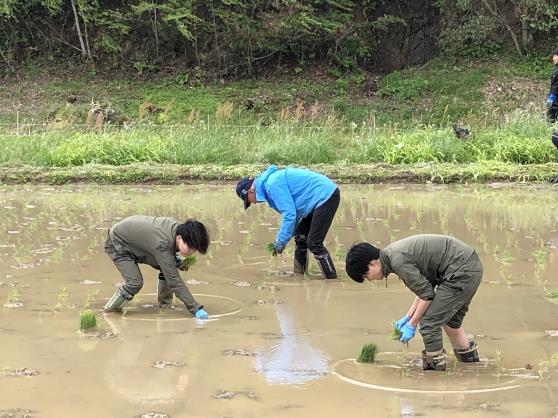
[195,308,208,319]
[176,255,186,271]
[271,243,284,257]
[399,323,416,343]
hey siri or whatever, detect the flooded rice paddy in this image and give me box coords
[1,183,558,417]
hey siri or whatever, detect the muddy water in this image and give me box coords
[1,183,558,418]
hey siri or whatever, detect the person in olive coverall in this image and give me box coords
[104,216,210,319]
[345,234,482,371]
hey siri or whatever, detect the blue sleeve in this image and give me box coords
[267,179,297,249]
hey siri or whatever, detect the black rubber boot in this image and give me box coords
[294,247,309,274]
[454,341,479,363]
[422,349,447,371]
[157,272,173,308]
[315,252,337,279]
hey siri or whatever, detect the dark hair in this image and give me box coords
[177,219,210,254]
[345,242,380,283]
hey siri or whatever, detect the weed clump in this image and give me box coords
[390,322,402,341]
[357,343,378,363]
[80,311,97,332]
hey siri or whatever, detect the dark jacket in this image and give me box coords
[549,64,558,99]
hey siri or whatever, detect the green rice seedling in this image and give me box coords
[180,255,197,271]
[79,311,97,332]
[265,243,275,254]
[5,288,20,306]
[357,343,378,363]
[53,287,69,310]
[83,289,99,309]
[390,322,402,341]
[495,349,504,380]
[546,290,558,299]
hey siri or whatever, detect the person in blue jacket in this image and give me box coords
[236,165,340,279]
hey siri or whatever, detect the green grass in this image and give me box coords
[356,343,378,363]
[1,55,557,184]
[1,113,556,168]
[80,311,97,332]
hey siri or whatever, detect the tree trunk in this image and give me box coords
[480,0,522,56]
[70,0,88,57]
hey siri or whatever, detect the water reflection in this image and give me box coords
[254,304,329,384]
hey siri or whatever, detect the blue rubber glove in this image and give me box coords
[195,308,208,319]
[394,315,410,331]
[547,94,556,107]
[399,323,416,343]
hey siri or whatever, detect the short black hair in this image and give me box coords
[345,242,380,283]
[177,219,210,254]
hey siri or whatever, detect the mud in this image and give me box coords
[1,183,558,417]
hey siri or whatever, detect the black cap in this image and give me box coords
[553,48,558,56]
[236,177,254,209]
[345,242,380,283]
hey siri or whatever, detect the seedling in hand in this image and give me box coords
[178,255,197,271]
[390,321,403,341]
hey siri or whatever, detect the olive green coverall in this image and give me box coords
[379,234,482,352]
[104,215,202,314]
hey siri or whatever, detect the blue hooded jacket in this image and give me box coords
[254,165,337,249]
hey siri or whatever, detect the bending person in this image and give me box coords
[345,234,482,371]
[236,165,340,279]
[104,215,209,319]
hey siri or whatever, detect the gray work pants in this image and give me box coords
[419,252,483,352]
[104,235,144,298]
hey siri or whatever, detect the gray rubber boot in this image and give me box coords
[454,340,479,363]
[315,252,337,279]
[422,349,447,371]
[294,247,309,274]
[104,288,132,312]
[157,272,173,308]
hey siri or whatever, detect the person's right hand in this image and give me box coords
[394,315,410,331]
[195,308,208,319]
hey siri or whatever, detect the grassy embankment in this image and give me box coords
[1,57,557,183]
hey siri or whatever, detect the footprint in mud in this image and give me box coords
[138,413,169,418]
[222,348,256,357]
[80,330,117,339]
[0,408,35,418]
[3,302,24,309]
[4,368,39,377]
[80,280,102,285]
[213,390,258,401]
[232,281,251,287]
[153,361,185,369]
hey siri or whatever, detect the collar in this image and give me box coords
[379,250,393,278]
